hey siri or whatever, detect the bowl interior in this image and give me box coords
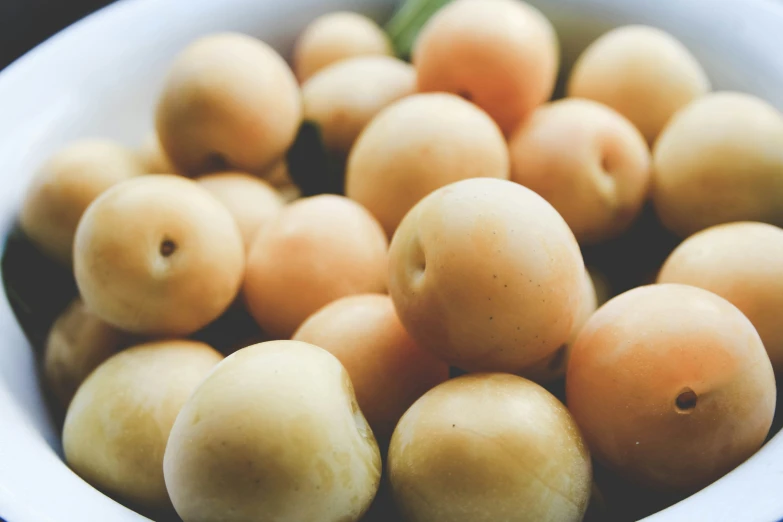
[1,0,783,520]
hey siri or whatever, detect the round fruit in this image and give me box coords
[74,175,245,336]
[567,25,710,144]
[302,56,416,157]
[389,178,584,373]
[197,172,284,249]
[658,222,783,375]
[156,33,302,175]
[138,132,175,174]
[346,93,509,237]
[518,268,597,384]
[244,195,387,338]
[508,98,651,244]
[413,0,558,134]
[163,340,381,522]
[652,92,783,236]
[63,340,222,512]
[566,284,776,492]
[389,373,592,522]
[292,294,449,444]
[293,11,392,82]
[19,139,145,265]
[44,299,131,410]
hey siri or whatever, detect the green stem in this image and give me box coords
[385,0,453,60]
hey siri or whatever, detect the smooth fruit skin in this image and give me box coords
[20,138,145,265]
[413,0,559,135]
[302,56,416,157]
[388,178,584,373]
[346,93,509,237]
[652,91,783,237]
[567,25,710,145]
[509,98,651,244]
[293,11,392,83]
[292,294,449,445]
[44,299,132,410]
[658,222,783,376]
[156,33,302,175]
[243,195,388,338]
[388,373,592,522]
[566,284,776,493]
[197,171,284,249]
[163,340,382,522]
[518,268,597,384]
[63,340,222,512]
[138,132,176,174]
[74,175,245,336]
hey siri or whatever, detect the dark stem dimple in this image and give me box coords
[203,151,228,173]
[457,90,473,102]
[675,388,698,413]
[160,239,177,257]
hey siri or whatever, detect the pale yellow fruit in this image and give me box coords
[568,25,710,144]
[389,178,584,373]
[197,172,284,249]
[44,299,131,410]
[658,222,783,375]
[518,268,598,384]
[414,0,559,134]
[509,98,651,244]
[163,340,381,522]
[293,294,449,445]
[303,56,416,157]
[652,92,783,237]
[294,12,392,82]
[156,33,302,175]
[19,139,145,265]
[567,284,775,492]
[63,340,222,512]
[346,93,509,237]
[138,132,175,174]
[74,175,245,336]
[244,195,388,338]
[389,373,592,522]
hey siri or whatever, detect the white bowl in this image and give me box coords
[1,0,783,520]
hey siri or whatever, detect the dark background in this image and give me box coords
[1,0,116,70]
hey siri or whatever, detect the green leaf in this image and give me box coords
[385,0,454,61]
[286,120,346,197]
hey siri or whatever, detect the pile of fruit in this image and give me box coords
[5,0,783,520]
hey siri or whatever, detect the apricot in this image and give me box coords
[244,195,388,338]
[292,294,449,444]
[163,340,381,522]
[197,172,284,249]
[658,222,783,375]
[156,33,301,175]
[63,340,222,512]
[138,132,175,174]
[302,56,416,157]
[566,284,776,492]
[19,139,145,265]
[652,92,783,236]
[74,175,245,336]
[43,299,131,410]
[389,178,584,372]
[346,93,509,237]
[293,12,392,82]
[518,268,597,384]
[509,98,651,244]
[568,25,710,144]
[388,373,592,522]
[413,0,558,134]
